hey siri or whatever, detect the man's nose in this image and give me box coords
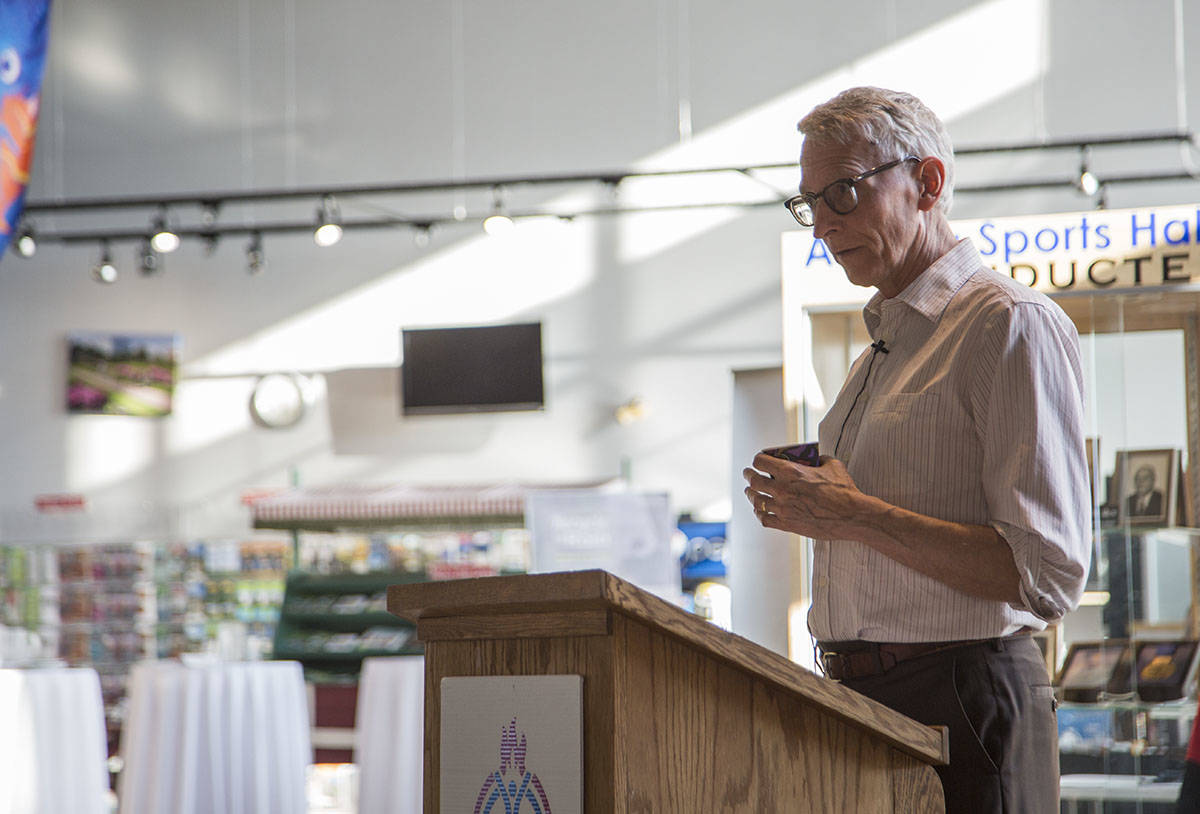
[811,203,838,240]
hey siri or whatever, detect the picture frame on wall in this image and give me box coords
[67,332,180,417]
[1114,448,1180,527]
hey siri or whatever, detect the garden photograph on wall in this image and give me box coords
[67,332,180,416]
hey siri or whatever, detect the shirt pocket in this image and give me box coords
[852,392,945,505]
[870,392,935,416]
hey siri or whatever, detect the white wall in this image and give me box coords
[6,0,1200,541]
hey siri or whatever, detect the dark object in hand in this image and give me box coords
[762,442,821,467]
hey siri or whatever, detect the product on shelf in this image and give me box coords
[0,536,292,756]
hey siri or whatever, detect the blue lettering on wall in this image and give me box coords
[1131,213,1156,247]
[1034,227,1059,252]
[1165,218,1191,245]
[1095,223,1111,249]
[1062,225,1076,250]
[807,239,834,266]
[1004,230,1029,264]
[978,222,998,256]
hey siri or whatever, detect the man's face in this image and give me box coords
[1134,467,1155,495]
[798,138,923,296]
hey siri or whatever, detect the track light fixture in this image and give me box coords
[482,187,514,236]
[91,241,117,283]
[246,231,266,274]
[138,238,160,276]
[313,195,343,247]
[1077,147,1100,196]
[10,218,35,256]
[150,208,180,253]
[14,228,35,256]
[412,223,432,248]
[200,202,220,255]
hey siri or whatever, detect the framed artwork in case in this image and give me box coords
[1114,448,1180,527]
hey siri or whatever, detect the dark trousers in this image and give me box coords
[841,635,1058,814]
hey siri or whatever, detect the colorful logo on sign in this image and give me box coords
[473,717,552,814]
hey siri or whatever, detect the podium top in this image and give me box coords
[388,569,947,765]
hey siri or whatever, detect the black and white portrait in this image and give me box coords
[1115,449,1178,527]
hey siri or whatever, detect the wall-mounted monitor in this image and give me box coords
[400,322,544,415]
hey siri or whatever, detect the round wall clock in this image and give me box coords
[249,373,306,429]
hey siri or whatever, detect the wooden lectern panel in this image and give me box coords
[612,613,941,812]
[394,572,946,813]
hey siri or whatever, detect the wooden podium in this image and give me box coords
[388,570,947,813]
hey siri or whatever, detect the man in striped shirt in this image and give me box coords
[744,86,1091,813]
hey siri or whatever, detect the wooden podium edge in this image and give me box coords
[388,569,949,766]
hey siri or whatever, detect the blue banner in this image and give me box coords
[0,0,49,257]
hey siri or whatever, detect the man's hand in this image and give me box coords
[743,453,870,539]
[743,451,1023,604]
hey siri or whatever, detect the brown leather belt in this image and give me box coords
[817,634,1027,681]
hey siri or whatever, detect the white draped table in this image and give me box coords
[355,655,424,814]
[0,667,110,814]
[117,660,311,814]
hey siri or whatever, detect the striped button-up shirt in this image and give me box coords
[811,239,1091,642]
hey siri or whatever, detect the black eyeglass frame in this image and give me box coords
[783,156,921,227]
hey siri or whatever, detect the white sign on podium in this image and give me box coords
[440,675,583,814]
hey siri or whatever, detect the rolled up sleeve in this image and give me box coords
[974,302,1092,623]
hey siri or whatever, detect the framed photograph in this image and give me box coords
[67,332,180,417]
[1055,639,1132,702]
[1114,448,1179,527]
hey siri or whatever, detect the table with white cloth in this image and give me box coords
[355,655,424,814]
[117,659,312,814]
[0,667,110,814]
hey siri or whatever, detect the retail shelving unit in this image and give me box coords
[272,570,425,681]
[250,483,539,762]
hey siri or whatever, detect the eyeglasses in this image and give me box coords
[783,156,920,227]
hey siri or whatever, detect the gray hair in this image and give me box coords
[798,86,955,215]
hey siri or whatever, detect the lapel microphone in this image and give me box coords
[834,337,890,457]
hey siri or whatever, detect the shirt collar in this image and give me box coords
[863,238,981,335]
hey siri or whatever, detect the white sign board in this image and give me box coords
[525,489,678,598]
[785,202,1200,306]
[440,675,583,814]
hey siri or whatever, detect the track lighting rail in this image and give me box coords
[22,130,1195,218]
[10,130,1198,274]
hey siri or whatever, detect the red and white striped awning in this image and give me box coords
[250,483,560,529]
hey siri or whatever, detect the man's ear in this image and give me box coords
[915,157,947,212]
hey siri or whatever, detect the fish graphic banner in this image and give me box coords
[0,0,49,258]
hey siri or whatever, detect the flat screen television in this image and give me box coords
[401,323,544,415]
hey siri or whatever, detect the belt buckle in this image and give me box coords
[820,647,891,680]
[820,650,847,680]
